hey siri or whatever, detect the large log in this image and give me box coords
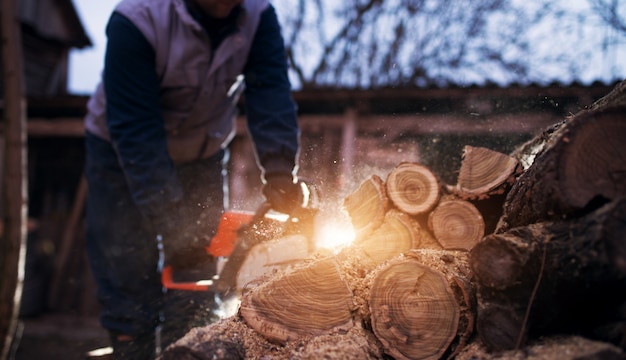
[471,198,626,351]
[497,105,626,232]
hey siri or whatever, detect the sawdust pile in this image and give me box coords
[162,315,383,359]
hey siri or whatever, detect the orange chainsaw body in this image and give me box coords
[206,210,255,257]
[162,181,320,293]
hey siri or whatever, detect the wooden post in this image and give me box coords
[0,0,28,358]
[339,108,357,192]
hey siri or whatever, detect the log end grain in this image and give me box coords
[369,258,460,360]
[239,257,355,344]
[386,162,441,215]
[354,210,422,264]
[428,199,485,251]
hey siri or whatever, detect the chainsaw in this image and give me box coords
[160,181,319,296]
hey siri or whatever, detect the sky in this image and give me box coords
[68,0,117,95]
[67,0,626,95]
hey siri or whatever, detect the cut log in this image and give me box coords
[428,198,485,251]
[369,257,460,360]
[343,174,388,236]
[239,257,355,344]
[404,249,477,358]
[236,234,313,292]
[354,210,438,266]
[454,145,520,200]
[385,162,441,216]
[471,198,626,351]
[497,106,626,232]
[588,79,626,112]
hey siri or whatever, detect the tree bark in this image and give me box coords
[471,198,626,351]
[497,105,626,232]
[587,79,626,112]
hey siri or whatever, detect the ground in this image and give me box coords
[12,311,625,360]
[12,313,111,360]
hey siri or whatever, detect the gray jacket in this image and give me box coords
[85,0,269,164]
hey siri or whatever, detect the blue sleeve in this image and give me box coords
[244,5,299,177]
[104,12,183,220]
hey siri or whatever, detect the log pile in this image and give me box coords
[163,80,626,359]
[470,82,626,353]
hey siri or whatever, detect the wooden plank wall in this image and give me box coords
[231,112,562,213]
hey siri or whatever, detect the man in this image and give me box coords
[83,0,303,358]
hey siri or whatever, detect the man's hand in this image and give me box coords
[262,173,304,215]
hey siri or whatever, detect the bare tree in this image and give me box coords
[589,0,626,34]
[275,0,600,88]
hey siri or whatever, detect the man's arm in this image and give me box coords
[104,12,183,220]
[243,5,300,178]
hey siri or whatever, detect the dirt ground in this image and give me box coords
[13,311,626,360]
[11,313,111,360]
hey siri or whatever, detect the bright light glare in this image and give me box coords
[214,293,241,319]
[315,218,356,252]
[87,347,113,356]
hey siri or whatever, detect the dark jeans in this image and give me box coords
[84,132,226,350]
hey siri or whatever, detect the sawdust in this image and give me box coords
[163,316,384,359]
[455,335,625,360]
[165,313,625,360]
[162,248,625,359]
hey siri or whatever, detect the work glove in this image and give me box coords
[262,173,305,215]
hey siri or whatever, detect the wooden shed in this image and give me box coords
[10,0,91,97]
